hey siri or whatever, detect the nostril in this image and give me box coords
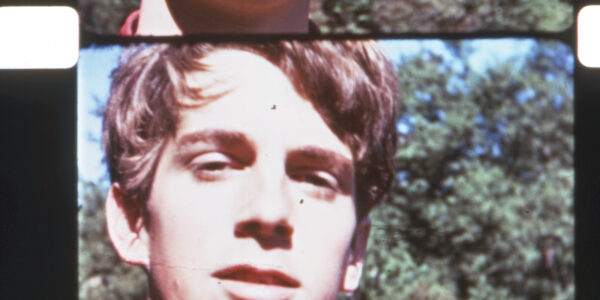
[245,222,260,232]
[234,221,260,237]
[274,224,293,237]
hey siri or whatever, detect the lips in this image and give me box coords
[212,265,301,288]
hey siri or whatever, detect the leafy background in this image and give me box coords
[79,0,572,35]
[78,39,573,299]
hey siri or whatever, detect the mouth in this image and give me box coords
[212,265,301,288]
[212,265,301,300]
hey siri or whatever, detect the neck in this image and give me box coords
[136,0,310,35]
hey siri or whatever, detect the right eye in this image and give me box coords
[188,152,241,181]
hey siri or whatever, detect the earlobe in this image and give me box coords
[341,217,371,293]
[105,183,150,268]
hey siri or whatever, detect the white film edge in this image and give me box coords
[578,5,600,68]
[0,6,79,69]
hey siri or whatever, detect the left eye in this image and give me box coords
[295,170,339,190]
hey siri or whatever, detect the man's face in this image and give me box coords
[140,50,363,299]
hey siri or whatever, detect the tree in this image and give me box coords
[352,40,573,299]
[369,0,572,33]
[78,180,148,300]
[79,0,140,34]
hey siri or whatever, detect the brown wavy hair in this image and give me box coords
[102,40,398,220]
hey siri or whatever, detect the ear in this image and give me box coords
[341,217,371,293]
[105,183,150,268]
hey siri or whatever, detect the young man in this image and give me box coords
[119,0,313,35]
[103,40,397,299]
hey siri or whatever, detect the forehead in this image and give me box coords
[183,48,282,92]
[173,48,353,159]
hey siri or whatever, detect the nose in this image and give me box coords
[234,219,293,249]
[234,163,294,250]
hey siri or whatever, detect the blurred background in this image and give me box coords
[78,39,573,299]
[78,0,573,35]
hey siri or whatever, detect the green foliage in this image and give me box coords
[79,180,148,299]
[310,0,374,34]
[368,0,572,33]
[79,0,139,34]
[354,40,573,299]
[79,0,572,35]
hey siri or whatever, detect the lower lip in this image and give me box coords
[217,279,297,300]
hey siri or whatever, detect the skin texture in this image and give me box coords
[136,0,310,35]
[106,49,370,299]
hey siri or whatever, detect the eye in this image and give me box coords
[188,152,241,181]
[196,161,228,171]
[296,170,340,190]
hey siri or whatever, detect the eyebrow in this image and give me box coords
[174,129,256,164]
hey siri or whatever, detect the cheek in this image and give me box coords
[294,198,357,291]
[145,175,240,263]
[144,176,242,298]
